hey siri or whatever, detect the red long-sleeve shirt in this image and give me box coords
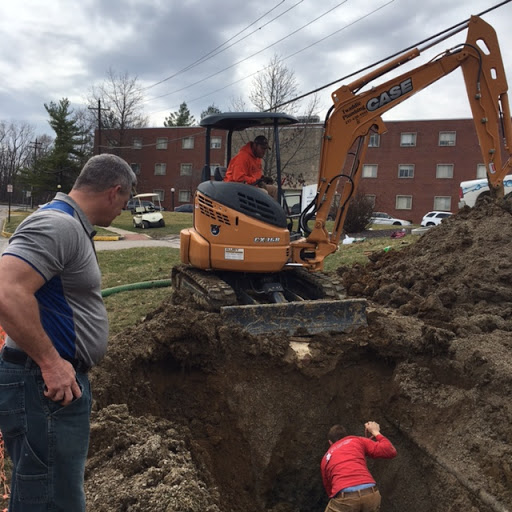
[223,142,262,185]
[321,435,397,498]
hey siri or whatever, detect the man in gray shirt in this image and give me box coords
[0,154,136,512]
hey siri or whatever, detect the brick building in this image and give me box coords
[97,117,495,223]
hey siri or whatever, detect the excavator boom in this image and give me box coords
[293,15,512,271]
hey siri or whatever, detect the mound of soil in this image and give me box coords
[85,197,512,512]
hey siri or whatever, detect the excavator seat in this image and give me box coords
[214,166,227,181]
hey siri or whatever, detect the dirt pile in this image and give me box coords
[85,197,512,512]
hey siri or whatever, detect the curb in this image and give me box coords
[93,235,122,241]
[1,218,10,239]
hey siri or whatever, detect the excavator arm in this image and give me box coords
[291,15,512,271]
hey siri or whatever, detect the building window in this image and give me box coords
[133,138,142,149]
[154,163,166,175]
[130,163,141,175]
[156,137,168,150]
[211,137,222,149]
[398,164,414,178]
[400,132,416,147]
[180,163,193,176]
[362,164,378,178]
[182,137,194,149]
[153,189,164,201]
[368,133,380,147]
[396,195,412,209]
[436,164,454,179]
[365,194,376,207]
[433,196,451,210]
[179,190,191,202]
[476,163,486,178]
[439,131,456,146]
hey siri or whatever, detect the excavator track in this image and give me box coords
[282,267,346,301]
[171,265,237,311]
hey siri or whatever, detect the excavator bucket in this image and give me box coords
[220,298,368,337]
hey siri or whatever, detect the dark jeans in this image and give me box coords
[0,356,91,512]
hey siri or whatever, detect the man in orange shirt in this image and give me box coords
[223,135,277,198]
[321,421,397,511]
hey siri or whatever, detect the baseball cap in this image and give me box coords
[254,135,270,149]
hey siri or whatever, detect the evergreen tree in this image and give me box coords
[22,99,90,197]
[200,104,222,120]
[164,102,197,126]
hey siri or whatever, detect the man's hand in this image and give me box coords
[40,357,82,406]
[365,421,381,437]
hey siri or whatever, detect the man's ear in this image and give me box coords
[108,185,122,202]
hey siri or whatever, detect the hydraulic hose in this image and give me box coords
[101,279,172,298]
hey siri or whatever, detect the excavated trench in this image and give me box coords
[85,199,512,512]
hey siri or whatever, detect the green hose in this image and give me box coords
[101,279,172,298]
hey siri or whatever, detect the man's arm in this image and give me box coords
[364,421,397,459]
[0,255,81,405]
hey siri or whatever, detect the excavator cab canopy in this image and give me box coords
[199,111,299,203]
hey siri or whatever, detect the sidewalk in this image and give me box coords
[94,227,180,251]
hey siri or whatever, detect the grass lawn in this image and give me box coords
[2,208,419,335]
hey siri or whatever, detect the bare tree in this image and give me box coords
[0,121,36,203]
[89,68,149,151]
[230,54,322,189]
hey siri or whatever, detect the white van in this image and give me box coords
[458,174,512,208]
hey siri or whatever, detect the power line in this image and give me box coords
[144,0,351,106]
[147,1,393,116]
[143,0,297,91]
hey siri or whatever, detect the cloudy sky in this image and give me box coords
[1,0,511,138]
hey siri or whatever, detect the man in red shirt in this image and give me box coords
[223,135,277,198]
[321,421,397,511]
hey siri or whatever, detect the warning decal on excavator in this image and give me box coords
[225,248,244,260]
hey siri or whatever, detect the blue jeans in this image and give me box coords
[0,355,92,512]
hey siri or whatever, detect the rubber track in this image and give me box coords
[171,265,237,311]
[284,268,346,300]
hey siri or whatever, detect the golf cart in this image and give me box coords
[131,193,165,229]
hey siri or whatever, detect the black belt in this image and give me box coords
[1,347,90,373]
[334,486,378,499]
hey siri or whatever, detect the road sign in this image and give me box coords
[7,184,12,193]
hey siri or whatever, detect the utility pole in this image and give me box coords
[28,139,42,209]
[88,99,109,155]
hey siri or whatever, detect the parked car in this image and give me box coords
[370,212,411,226]
[125,199,164,212]
[420,211,453,226]
[174,204,194,213]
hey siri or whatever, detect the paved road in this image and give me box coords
[0,206,180,252]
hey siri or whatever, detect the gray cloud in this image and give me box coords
[1,0,510,137]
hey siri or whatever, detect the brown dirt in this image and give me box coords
[85,196,512,512]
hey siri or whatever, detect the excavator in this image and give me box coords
[172,15,512,336]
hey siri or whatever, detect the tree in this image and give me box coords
[200,103,222,120]
[19,99,89,200]
[0,121,36,204]
[343,192,374,234]
[89,68,148,149]
[164,102,197,126]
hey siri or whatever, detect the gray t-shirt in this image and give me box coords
[2,193,108,367]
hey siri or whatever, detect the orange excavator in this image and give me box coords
[172,15,512,335]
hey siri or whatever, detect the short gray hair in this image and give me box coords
[73,154,137,195]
